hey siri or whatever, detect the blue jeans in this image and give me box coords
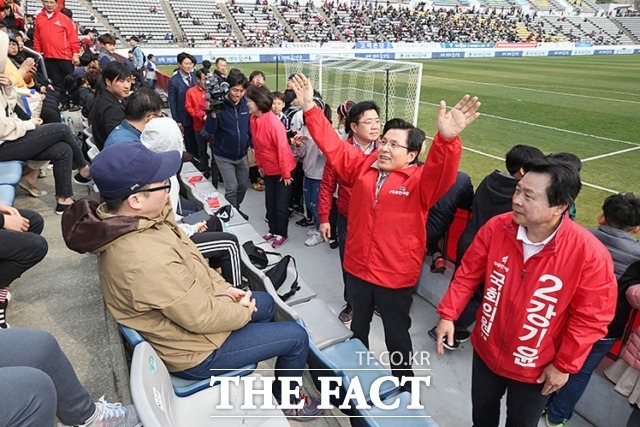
[545,338,615,423]
[173,291,309,403]
[303,177,321,230]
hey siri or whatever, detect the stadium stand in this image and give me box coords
[90,0,173,44]
[321,3,375,42]
[616,16,640,40]
[227,1,294,47]
[64,0,108,35]
[566,16,633,44]
[168,0,239,47]
[34,0,631,47]
[276,1,336,43]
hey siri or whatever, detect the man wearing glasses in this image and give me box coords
[62,143,322,420]
[291,75,480,381]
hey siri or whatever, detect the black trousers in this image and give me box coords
[44,58,74,90]
[471,351,548,427]
[264,175,292,238]
[346,273,415,379]
[0,209,48,288]
[190,231,241,288]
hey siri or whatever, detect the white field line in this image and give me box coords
[582,146,640,162]
[458,144,618,194]
[424,75,640,105]
[322,87,639,146]
[419,100,640,147]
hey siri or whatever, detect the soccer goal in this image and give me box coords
[284,55,423,126]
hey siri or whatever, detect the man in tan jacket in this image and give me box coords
[62,142,322,420]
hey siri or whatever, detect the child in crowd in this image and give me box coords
[291,97,332,247]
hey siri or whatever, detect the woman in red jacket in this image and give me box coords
[247,86,296,249]
[184,70,210,176]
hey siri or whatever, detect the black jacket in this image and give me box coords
[89,90,125,150]
[456,170,517,261]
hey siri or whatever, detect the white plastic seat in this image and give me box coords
[130,341,289,427]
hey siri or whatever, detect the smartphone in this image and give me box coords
[181,210,210,225]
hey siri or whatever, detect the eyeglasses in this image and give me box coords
[134,180,172,194]
[378,140,409,150]
[358,119,381,126]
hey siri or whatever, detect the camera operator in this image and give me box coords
[203,70,250,219]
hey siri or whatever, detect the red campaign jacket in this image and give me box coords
[304,106,461,289]
[184,85,207,131]
[437,212,617,382]
[318,145,349,223]
[250,112,296,179]
[34,8,80,60]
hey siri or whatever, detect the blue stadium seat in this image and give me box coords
[118,324,257,397]
[351,391,438,427]
[0,161,24,206]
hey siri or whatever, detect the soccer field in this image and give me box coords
[160,55,640,228]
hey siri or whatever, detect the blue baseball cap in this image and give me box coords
[91,142,181,200]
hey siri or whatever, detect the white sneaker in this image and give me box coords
[305,231,324,247]
[79,396,142,427]
[307,228,317,237]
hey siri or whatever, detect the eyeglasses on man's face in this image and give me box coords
[134,180,172,194]
[378,140,409,150]
[358,119,381,126]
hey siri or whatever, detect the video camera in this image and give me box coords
[205,75,229,112]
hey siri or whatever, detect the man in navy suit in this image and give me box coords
[168,52,198,158]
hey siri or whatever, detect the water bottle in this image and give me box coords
[61,116,66,125]
[67,115,74,131]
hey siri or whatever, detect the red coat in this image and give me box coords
[317,137,364,224]
[34,7,80,60]
[304,106,460,289]
[437,212,617,382]
[250,112,296,179]
[184,85,207,131]
[620,285,640,370]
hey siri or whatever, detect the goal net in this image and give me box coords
[284,55,423,126]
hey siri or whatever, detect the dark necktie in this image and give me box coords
[186,75,192,86]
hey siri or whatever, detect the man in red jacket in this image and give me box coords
[33,0,80,89]
[291,74,481,380]
[435,158,617,427]
[317,100,380,324]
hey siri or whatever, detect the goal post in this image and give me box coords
[284,55,423,126]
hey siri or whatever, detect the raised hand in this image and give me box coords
[437,95,481,140]
[289,74,316,112]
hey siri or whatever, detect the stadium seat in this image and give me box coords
[130,342,288,427]
[118,324,257,397]
[350,391,438,427]
[306,337,401,408]
[0,161,24,206]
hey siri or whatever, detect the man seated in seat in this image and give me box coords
[103,87,163,149]
[61,143,322,421]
